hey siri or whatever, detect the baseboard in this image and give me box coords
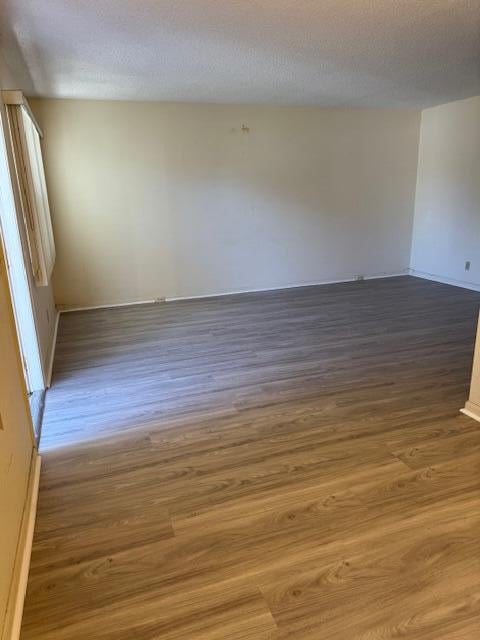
[58,299,157,313]
[54,273,410,311]
[461,401,480,424]
[2,453,41,640]
[409,269,480,292]
[46,310,60,388]
[165,271,410,302]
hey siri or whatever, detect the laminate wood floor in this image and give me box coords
[21,276,480,639]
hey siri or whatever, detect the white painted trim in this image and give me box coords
[165,271,409,302]
[409,269,480,292]
[460,406,480,424]
[2,454,41,640]
[1,91,43,139]
[58,299,157,313]
[46,310,60,388]
[56,273,409,311]
[0,99,46,393]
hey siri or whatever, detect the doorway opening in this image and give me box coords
[0,98,47,438]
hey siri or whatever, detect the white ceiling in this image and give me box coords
[1,0,479,108]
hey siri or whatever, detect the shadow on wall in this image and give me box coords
[31,100,420,306]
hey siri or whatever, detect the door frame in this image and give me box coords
[0,97,45,393]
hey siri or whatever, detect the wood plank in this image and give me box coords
[20,276,480,639]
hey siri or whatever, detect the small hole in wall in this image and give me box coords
[230,125,251,134]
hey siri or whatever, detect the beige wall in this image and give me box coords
[0,55,38,638]
[464,313,480,421]
[0,237,35,637]
[411,96,480,290]
[31,99,420,307]
[469,317,480,408]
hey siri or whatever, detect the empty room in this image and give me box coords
[1,2,480,639]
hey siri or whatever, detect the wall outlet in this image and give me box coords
[465,261,471,271]
[355,275,365,281]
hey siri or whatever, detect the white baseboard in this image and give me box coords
[409,269,480,292]
[58,299,157,313]
[165,271,410,302]
[2,454,41,640]
[461,402,480,424]
[54,273,410,311]
[46,311,60,388]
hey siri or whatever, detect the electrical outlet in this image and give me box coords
[465,261,471,271]
[355,275,365,281]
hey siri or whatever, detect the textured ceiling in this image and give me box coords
[1,0,479,108]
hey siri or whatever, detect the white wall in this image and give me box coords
[0,47,34,95]
[31,99,420,307]
[411,96,480,291]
